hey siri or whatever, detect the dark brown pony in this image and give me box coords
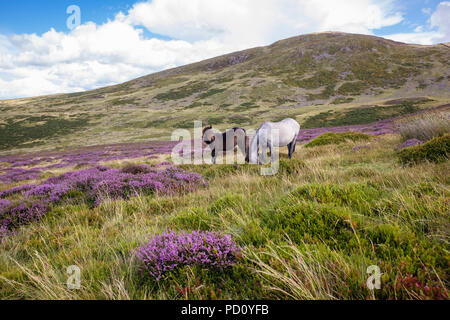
[202,126,249,163]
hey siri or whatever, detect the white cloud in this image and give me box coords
[125,0,403,45]
[430,1,450,41]
[422,7,432,15]
[383,31,443,45]
[384,2,450,45]
[0,0,406,99]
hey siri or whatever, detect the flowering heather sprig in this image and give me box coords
[0,199,47,240]
[134,230,241,280]
[24,183,70,203]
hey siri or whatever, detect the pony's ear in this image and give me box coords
[202,125,213,135]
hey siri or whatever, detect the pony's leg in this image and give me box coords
[288,139,297,159]
[269,143,274,164]
[211,147,216,164]
[244,136,250,163]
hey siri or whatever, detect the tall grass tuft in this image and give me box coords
[246,242,355,300]
[399,111,450,142]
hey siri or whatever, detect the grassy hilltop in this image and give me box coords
[1,32,449,153]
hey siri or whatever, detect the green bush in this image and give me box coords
[337,81,369,96]
[305,132,371,148]
[278,158,306,175]
[398,134,450,165]
[154,82,208,101]
[199,88,226,99]
[0,115,91,150]
[331,97,355,104]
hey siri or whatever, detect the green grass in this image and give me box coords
[0,115,91,150]
[302,102,420,129]
[232,102,260,112]
[199,88,227,99]
[337,81,369,96]
[108,98,138,106]
[0,134,448,300]
[154,82,208,101]
[331,97,355,104]
[284,70,338,89]
[305,132,371,148]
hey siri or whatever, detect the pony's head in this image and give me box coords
[202,125,215,145]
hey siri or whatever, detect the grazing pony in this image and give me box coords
[202,126,249,164]
[248,118,300,164]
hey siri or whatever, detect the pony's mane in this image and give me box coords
[202,125,213,136]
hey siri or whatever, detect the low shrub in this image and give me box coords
[397,134,450,165]
[134,230,241,280]
[305,132,370,148]
[279,158,306,175]
[397,139,423,150]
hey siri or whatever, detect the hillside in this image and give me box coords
[1,32,449,154]
[0,32,449,301]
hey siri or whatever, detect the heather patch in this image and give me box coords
[0,165,207,241]
[0,167,43,185]
[0,199,47,241]
[134,230,241,281]
[0,141,176,185]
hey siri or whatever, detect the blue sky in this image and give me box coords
[0,1,130,35]
[0,0,449,99]
[0,0,443,38]
[0,0,171,39]
[377,0,442,34]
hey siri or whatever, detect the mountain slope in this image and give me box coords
[1,32,449,154]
